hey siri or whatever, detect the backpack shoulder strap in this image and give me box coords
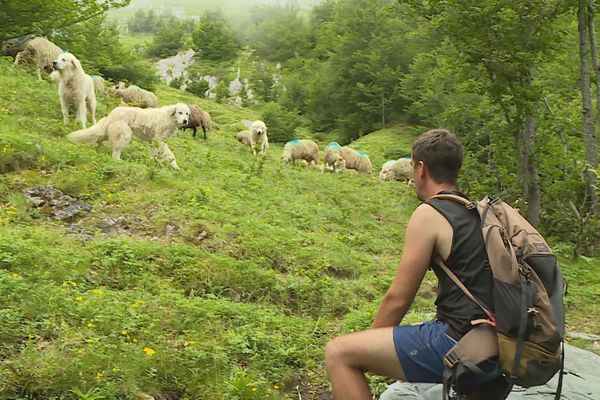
[429,193,478,210]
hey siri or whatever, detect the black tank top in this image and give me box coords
[426,191,494,339]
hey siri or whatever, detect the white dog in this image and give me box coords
[67,104,190,170]
[51,52,96,128]
[249,120,269,156]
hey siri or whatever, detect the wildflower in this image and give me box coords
[133,338,138,343]
[251,387,257,393]
[143,347,156,356]
[92,289,103,296]
[86,322,94,328]
[11,272,18,278]
[70,281,77,287]
[121,330,128,335]
[77,349,84,354]
[274,385,280,390]
[2,144,9,154]
[96,371,103,380]
[75,296,83,302]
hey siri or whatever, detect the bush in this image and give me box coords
[186,79,210,98]
[261,103,300,143]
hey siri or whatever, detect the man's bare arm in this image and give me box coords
[372,204,441,328]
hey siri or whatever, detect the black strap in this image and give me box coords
[554,341,565,400]
[511,273,534,381]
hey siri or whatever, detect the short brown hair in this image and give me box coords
[412,129,463,184]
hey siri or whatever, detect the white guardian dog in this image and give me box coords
[67,103,191,170]
[249,120,269,156]
[51,52,96,128]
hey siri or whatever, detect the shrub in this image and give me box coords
[261,103,300,143]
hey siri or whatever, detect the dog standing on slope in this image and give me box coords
[51,52,96,128]
[67,104,190,170]
[249,120,269,156]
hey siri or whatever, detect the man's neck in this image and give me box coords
[424,183,456,200]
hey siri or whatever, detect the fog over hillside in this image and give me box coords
[111,0,323,20]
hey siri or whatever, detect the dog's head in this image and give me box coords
[170,103,190,126]
[52,52,82,73]
[251,120,267,137]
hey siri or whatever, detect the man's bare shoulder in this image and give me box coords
[409,202,446,224]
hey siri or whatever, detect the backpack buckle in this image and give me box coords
[444,350,461,368]
[466,201,477,210]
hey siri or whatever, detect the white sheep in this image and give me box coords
[249,120,269,156]
[113,81,158,108]
[341,147,372,174]
[323,142,346,173]
[236,130,252,146]
[379,157,412,182]
[281,139,319,166]
[13,36,63,80]
[91,75,106,94]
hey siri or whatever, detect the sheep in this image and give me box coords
[183,104,213,140]
[113,81,158,108]
[281,139,319,166]
[13,36,63,80]
[323,142,346,173]
[340,147,372,174]
[236,130,252,146]
[249,120,269,156]
[1,34,35,57]
[379,157,412,182]
[91,75,106,94]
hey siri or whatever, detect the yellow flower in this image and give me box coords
[75,296,83,302]
[251,387,257,393]
[121,330,128,335]
[92,289,103,296]
[77,349,84,354]
[143,347,156,356]
[133,338,138,343]
[274,385,280,390]
[96,371,103,380]
[86,322,94,328]
[11,272,18,278]
[70,281,77,287]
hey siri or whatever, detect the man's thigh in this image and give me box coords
[328,327,407,381]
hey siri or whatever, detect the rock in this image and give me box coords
[65,223,94,241]
[24,186,91,222]
[380,343,600,400]
[164,223,180,238]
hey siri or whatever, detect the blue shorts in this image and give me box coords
[392,320,457,383]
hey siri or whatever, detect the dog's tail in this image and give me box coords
[67,117,108,144]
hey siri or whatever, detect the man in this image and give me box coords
[325,129,494,399]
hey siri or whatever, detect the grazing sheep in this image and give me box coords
[1,34,35,57]
[113,81,158,108]
[183,104,213,140]
[281,139,319,166]
[341,147,372,174]
[249,120,269,156]
[379,157,412,182]
[51,52,96,129]
[323,142,346,173]
[90,75,106,94]
[236,130,252,146]
[13,36,63,80]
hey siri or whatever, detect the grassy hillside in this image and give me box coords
[0,58,598,399]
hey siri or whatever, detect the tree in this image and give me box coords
[0,0,130,41]
[146,19,190,58]
[403,0,566,225]
[192,12,239,62]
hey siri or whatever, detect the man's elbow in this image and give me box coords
[382,290,411,312]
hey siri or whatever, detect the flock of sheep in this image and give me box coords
[3,35,413,182]
[236,130,413,182]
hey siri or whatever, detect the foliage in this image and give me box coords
[192,12,239,62]
[0,0,130,41]
[260,102,301,143]
[145,17,193,59]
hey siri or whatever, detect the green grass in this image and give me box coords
[119,34,154,52]
[0,57,598,399]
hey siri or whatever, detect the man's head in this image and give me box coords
[412,129,463,198]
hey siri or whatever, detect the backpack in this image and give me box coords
[429,194,566,399]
